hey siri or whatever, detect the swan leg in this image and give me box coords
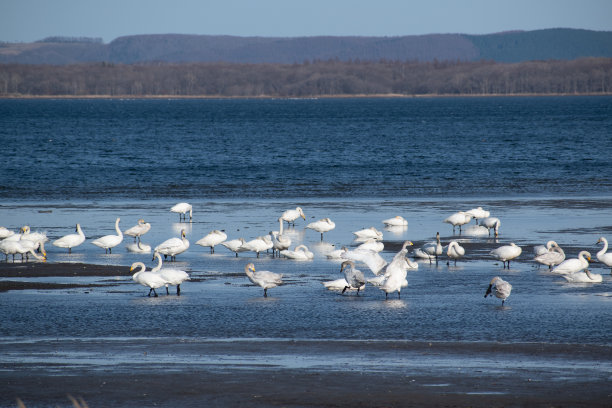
[342,286,348,294]
[257,252,260,258]
[397,292,401,299]
[263,288,268,297]
[109,248,112,254]
[385,292,388,300]
[165,286,169,295]
[153,288,158,297]
[320,233,324,241]
[148,288,153,296]
[176,285,181,296]
[235,252,238,258]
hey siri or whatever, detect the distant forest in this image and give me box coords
[1,58,610,97]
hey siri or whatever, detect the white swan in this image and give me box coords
[280,244,314,260]
[0,239,46,262]
[221,237,248,257]
[270,217,292,257]
[244,263,283,297]
[323,278,364,292]
[306,217,335,241]
[0,227,15,239]
[170,202,192,221]
[552,251,591,275]
[562,269,603,283]
[154,229,189,261]
[243,235,273,258]
[414,232,443,263]
[533,240,557,257]
[463,225,489,237]
[326,246,348,260]
[353,227,383,241]
[91,218,123,254]
[126,241,152,253]
[20,226,48,250]
[481,217,501,237]
[356,238,384,253]
[280,207,305,226]
[370,241,417,287]
[341,248,387,275]
[196,229,227,253]
[484,276,512,306]
[490,243,522,268]
[446,240,465,265]
[466,207,490,224]
[124,219,151,242]
[382,216,408,227]
[443,212,473,234]
[129,262,168,297]
[596,237,612,273]
[534,245,565,269]
[53,224,86,253]
[339,260,366,295]
[151,251,190,295]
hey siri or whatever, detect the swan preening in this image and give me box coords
[485,276,512,306]
[281,207,305,226]
[244,262,283,297]
[340,260,366,294]
[91,218,123,254]
[53,223,86,253]
[196,230,227,253]
[306,217,335,241]
[446,241,465,265]
[170,202,192,221]
[534,241,565,269]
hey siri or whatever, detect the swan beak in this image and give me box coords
[484,284,492,298]
[130,266,134,272]
[301,215,306,220]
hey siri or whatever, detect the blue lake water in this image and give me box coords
[0,97,611,393]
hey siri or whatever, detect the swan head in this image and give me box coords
[485,277,500,297]
[297,207,305,220]
[21,226,30,234]
[340,260,354,272]
[402,241,413,250]
[181,229,186,238]
[245,263,256,274]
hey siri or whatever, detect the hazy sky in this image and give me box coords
[2,0,611,43]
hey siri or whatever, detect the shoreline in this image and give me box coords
[2,92,612,100]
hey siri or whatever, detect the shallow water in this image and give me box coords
[1,98,611,405]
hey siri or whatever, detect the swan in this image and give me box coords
[124,219,151,242]
[151,251,190,295]
[353,227,383,241]
[20,226,48,251]
[339,260,366,295]
[377,252,410,300]
[484,276,512,306]
[243,235,273,258]
[53,223,86,253]
[551,251,591,275]
[443,212,473,234]
[0,239,46,262]
[306,217,335,241]
[280,207,305,226]
[596,237,612,273]
[466,207,490,224]
[280,244,314,260]
[170,202,192,221]
[154,229,189,261]
[481,217,501,237]
[533,240,557,257]
[446,240,465,265]
[244,263,283,297]
[221,237,248,257]
[129,262,168,297]
[326,246,348,260]
[490,243,522,268]
[414,232,443,264]
[341,248,387,275]
[323,278,364,292]
[370,241,417,286]
[91,218,123,254]
[126,241,152,253]
[270,217,292,257]
[0,227,15,239]
[463,225,489,236]
[196,229,227,253]
[382,216,408,227]
[534,245,565,269]
[356,238,384,253]
[562,269,603,283]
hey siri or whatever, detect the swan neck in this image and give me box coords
[115,219,122,237]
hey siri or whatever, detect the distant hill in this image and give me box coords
[1,28,611,65]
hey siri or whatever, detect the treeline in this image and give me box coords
[1,58,611,97]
